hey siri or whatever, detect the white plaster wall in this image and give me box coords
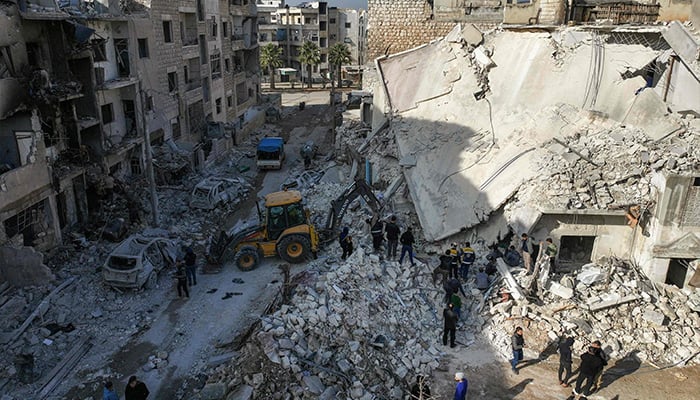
[98,90,127,145]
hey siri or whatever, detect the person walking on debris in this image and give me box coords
[439,250,453,272]
[545,237,558,273]
[410,375,431,399]
[103,381,118,400]
[558,336,575,387]
[370,219,384,252]
[342,235,354,260]
[453,372,468,400]
[460,242,475,280]
[339,227,351,259]
[510,327,525,374]
[504,245,522,267]
[125,376,149,400]
[442,303,458,348]
[184,247,197,286]
[444,277,467,303]
[399,227,416,266]
[385,216,401,260]
[573,345,605,398]
[175,261,189,299]
[591,340,609,392]
[476,268,490,291]
[450,290,463,321]
[520,233,534,274]
[448,243,460,279]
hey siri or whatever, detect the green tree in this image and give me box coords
[298,41,321,89]
[329,43,351,88]
[260,44,283,90]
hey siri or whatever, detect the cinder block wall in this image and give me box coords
[366,0,454,61]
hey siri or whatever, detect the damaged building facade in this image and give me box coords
[367,15,700,290]
[0,0,260,250]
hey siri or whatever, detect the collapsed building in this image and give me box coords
[1,0,262,263]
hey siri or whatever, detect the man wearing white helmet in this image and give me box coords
[454,372,468,400]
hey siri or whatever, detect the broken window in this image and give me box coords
[90,40,107,62]
[15,132,34,166]
[3,199,50,246]
[114,39,130,77]
[666,259,692,288]
[0,46,16,78]
[168,72,178,92]
[210,54,221,79]
[345,22,351,29]
[559,236,595,265]
[330,18,336,24]
[122,100,136,136]
[145,95,153,111]
[101,103,114,124]
[202,77,210,102]
[211,16,218,38]
[163,21,173,43]
[224,57,230,73]
[227,96,233,108]
[199,35,207,64]
[223,21,229,38]
[215,98,222,114]
[138,38,149,58]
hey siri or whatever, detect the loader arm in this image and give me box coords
[207,224,262,264]
[321,178,383,240]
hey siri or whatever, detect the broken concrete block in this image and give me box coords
[474,46,495,69]
[303,375,325,395]
[643,310,666,326]
[461,24,483,46]
[577,265,606,286]
[226,384,253,400]
[548,282,574,299]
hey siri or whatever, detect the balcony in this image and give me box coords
[97,77,138,91]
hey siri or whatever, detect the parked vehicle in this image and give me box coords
[102,235,177,289]
[256,137,285,170]
[190,177,239,210]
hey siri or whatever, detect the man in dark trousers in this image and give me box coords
[125,376,149,400]
[574,346,605,397]
[370,219,384,252]
[448,243,460,279]
[511,326,525,374]
[384,216,400,260]
[442,303,458,348]
[175,262,189,299]
[184,247,197,286]
[443,277,467,304]
[558,336,575,387]
[398,227,415,266]
[591,340,609,392]
[460,242,475,280]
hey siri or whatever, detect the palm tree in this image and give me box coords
[260,43,283,90]
[329,43,351,88]
[298,41,320,89]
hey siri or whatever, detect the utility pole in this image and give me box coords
[138,81,160,226]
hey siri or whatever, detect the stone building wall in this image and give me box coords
[367,0,455,61]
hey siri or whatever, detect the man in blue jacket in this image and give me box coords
[454,372,468,400]
[103,381,118,400]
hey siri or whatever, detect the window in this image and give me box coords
[196,0,204,21]
[210,54,221,79]
[345,22,351,28]
[199,35,207,64]
[138,38,149,58]
[224,58,230,73]
[215,98,222,114]
[211,17,218,38]
[163,21,173,43]
[101,103,114,124]
[172,121,181,139]
[91,39,107,62]
[202,77,210,102]
[145,95,153,111]
[168,72,178,92]
[223,21,228,37]
[227,96,233,108]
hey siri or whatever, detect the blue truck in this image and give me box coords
[256,137,285,170]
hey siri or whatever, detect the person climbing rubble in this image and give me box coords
[342,235,354,260]
[384,215,400,260]
[450,289,463,321]
[545,237,558,273]
[124,376,149,400]
[476,268,490,292]
[175,261,189,299]
[339,227,353,259]
[453,372,468,400]
[184,247,197,286]
[558,336,575,387]
[399,227,415,266]
[504,245,522,267]
[460,242,475,280]
[520,233,534,274]
[510,326,525,375]
[439,249,453,272]
[573,345,605,398]
[410,375,431,399]
[442,303,458,348]
[443,277,467,304]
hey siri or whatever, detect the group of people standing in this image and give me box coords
[174,246,198,299]
[103,376,149,400]
[342,215,417,265]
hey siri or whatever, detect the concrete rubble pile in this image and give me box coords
[483,257,700,367]
[202,252,461,400]
[518,117,700,211]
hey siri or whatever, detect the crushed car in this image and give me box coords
[102,234,178,290]
[190,177,240,210]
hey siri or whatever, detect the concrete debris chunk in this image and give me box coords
[643,310,666,326]
[576,264,607,286]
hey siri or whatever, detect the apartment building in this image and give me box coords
[0,0,259,250]
[257,1,366,83]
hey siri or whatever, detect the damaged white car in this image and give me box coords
[189,177,239,210]
[102,235,177,290]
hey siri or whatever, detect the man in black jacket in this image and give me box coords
[384,216,401,259]
[574,346,605,397]
[558,336,575,387]
[370,219,384,252]
[125,376,149,400]
[398,227,415,266]
[442,303,458,348]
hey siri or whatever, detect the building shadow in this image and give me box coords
[508,378,534,396]
[598,350,642,391]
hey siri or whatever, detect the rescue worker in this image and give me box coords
[448,243,460,279]
[460,242,475,280]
